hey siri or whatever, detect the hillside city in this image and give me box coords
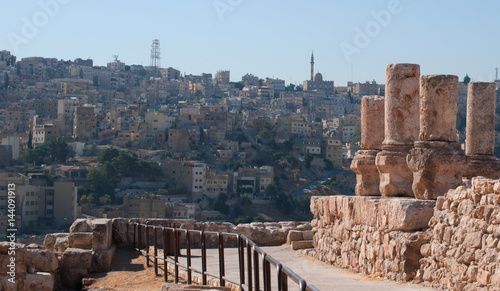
[0,47,497,238]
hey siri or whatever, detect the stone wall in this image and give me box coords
[417,177,500,290]
[113,218,311,248]
[308,195,435,281]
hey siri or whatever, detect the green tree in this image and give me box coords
[463,74,471,85]
[87,168,114,198]
[285,83,296,92]
[99,194,112,205]
[4,73,8,89]
[97,148,120,164]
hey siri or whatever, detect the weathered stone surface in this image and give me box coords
[90,219,112,251]
[361,95,385,150]
[383,63,420,145]
[69,218,91,233]
[91,245,116,273]
[466,82,496,156]
[291,240,314,250]
[376,148,414,197]
[352,150,380,196]
[112,218,130,247]
[0,245,27,275]
[408,141,468,200]
[53,235,68,253]
[61,248,93,269]
[419,74,458,142]
[419,177,500,290]
[286,230,303,245]
[68,232,93,249]
[309,195,432,281]
[60,268,87,289]
[26,249,58,273]
[42,233,68,252]
[25,272,53,291]
[376,63,420,198]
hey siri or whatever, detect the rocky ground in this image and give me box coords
[83,248,175,291]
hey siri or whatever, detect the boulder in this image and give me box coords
[42,233,68,252]
[25,272,53,291]
[26,249,58,273]
[69,218,91,233]
[91,245,116,273]
[53,236,69,253]
[112,218,129,247]
[286,230,303,245]
[68,232,93,249]
[61,248,93,269]
[90,219,112,251]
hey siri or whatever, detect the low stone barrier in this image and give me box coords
[307,195,435,281]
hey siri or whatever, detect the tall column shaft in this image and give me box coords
[466,82,496,156]
[352,95,385,196]
[376,63,420,197]
[407,74,467,200]
[383,63,420,146]
[464,82,500,179]
[419,75,458,142]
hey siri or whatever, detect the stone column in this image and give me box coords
[407,75,468,199]
[376,63,420,197]
[465,82,500,178]
[351,95,384,196]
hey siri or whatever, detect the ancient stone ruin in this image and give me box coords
[310,63,500,289]
[375,63,420,197]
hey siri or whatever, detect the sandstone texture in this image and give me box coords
[465,82,500,179]
[418,74,458,142]
[383,63,420,145]
[376,63,420,197]
[418,177,500,290]
[360,95,385,150]
[309,195,434,281]
[466,82,496,156]
[407,141,468,200]
[352,150,380,196]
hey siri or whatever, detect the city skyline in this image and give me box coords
[1,0,499,85]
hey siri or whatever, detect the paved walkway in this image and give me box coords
[171,245,433,291]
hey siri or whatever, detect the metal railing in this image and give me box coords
[132,222,320,291]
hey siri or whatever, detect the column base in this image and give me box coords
[351,150,380,196]
[465,155,500,179]
[407,141,468,200]
[376,146,414,197]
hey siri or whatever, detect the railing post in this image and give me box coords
[218,232,225,287]
[133,223,136,249]
[145,224,150,267]
[201,231,207,285]
[162,227,168,282]
[247,240,252,291]
[299,279,307,291]
[277,263,287,291]
[174,228,179,284]
[263,253,271,291]
[138,224,142,252]
[237,235,244,288]
[154,225,158,276]
[253,247,259,291]
[186,230,192,284]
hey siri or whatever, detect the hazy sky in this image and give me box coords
[1,0,499,86]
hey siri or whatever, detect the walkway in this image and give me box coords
[174,245,433,291]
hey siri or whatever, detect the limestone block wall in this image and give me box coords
[418,177,500,290]
[114,218,312,248]
[308,195,435,281]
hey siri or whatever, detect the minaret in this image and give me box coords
[310,51,314,81]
